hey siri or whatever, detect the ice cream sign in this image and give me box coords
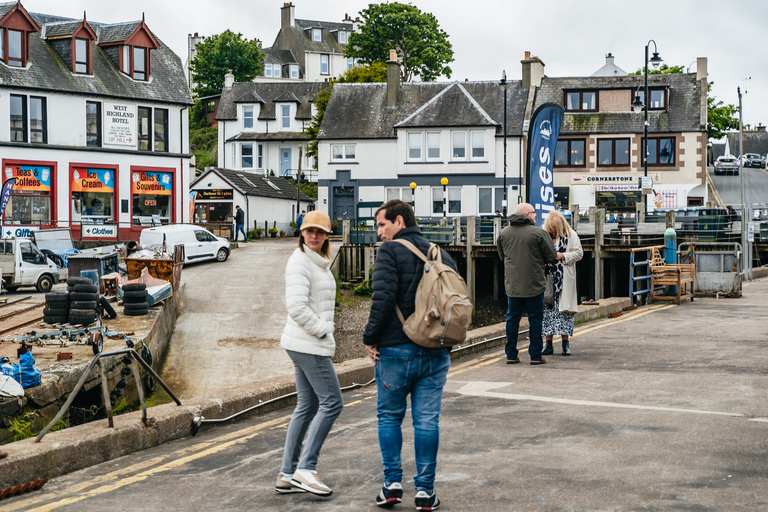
[132,172,172,195]
[71,168,114,192]
[4,166,51,192]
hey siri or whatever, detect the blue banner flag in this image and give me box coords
[526,103,564,226]
[0,177,17,217]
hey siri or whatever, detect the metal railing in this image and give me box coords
[628,246,663,306]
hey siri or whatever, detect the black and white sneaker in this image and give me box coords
[376,482,403,507]
[415,490,440,511]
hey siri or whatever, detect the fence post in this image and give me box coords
[452,218,460,245]
[594,208,604,300]
[466,215,476,320]
[570,204,579,231]
[342,219,350,245]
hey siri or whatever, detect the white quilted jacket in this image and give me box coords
[280,246,336,357]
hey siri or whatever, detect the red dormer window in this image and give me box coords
[70,20,96,74]
[0,3,40,68]
[120,44,149,81]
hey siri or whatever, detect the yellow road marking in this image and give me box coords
[706,168,725,205]
[345,400,362,407]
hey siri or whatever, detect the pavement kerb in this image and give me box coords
[0,296,630,489]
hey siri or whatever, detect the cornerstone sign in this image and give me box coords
[571,173,662,185]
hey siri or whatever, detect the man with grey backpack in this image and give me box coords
[363,199,470,511]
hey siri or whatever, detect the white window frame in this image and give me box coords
[74,38,88,73]
[426,131,440,160]
[407,132,422,161]
[264,63,273,77]
[386,187,411,202]
[257,144,264,168]
[273,64,281,78]
[432,186,462,215]
[451,131,466,160]
[471,130,485,160]
[281,105,291,129]
[320,54,329,75]
[337,30,348,44]
[313,28,322,41]
[121,45,130,73]
[290,64,299,79]
[241,144,253,168]
[347,57,355,70]
[243,106,254,129]
[478,187,505,214]
[331,144,356,161]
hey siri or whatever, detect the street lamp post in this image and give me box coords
[410,182,417,212]
[637,40,662,215]
[441,177,448,219]
[500,70,508,219]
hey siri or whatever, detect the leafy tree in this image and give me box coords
[345,3,453,82]
[304,63,388,167]
[189,30,264,97]
[630,65,739,140]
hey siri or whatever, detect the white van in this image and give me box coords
[139,225,230,264]
[0,238,60,292]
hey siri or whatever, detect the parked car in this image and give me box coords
[139,225,230,264]
[741,153,766,169]
[714,156,739,175]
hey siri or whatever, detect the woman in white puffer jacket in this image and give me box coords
[276,211,343,498]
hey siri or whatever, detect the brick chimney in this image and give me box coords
[224,69,235,90]
[521,51,545,89]
[387,49,400,107]
[281,2,295,30]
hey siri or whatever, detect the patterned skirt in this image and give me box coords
[543,297,575,336]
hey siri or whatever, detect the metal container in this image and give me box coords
[67,252,119,291]
[698,209,727,242]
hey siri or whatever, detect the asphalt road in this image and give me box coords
[3,278,768,511]
[709,165,768,208]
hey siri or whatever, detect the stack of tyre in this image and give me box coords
[122,283,149,316]
[43,292,70,325]
[67,277,99,326]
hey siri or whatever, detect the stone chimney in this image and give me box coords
[387,49,400,107]
[697,57,708,128]
[521,51,545,89]
[224,69,235,91]
[281,2,295,30]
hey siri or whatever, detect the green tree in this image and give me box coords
[304,63,388,167]
[189,30,264,97]
[345,3,453,82]
[630,65,739,140]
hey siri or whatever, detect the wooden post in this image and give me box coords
[452,218,460,245]
[342,219,350,245]
[588,206,596,224]
[570,204,579,231]
[594,208,604,300]
[636,200,645,224]
[466,215,476,319]
[98,360,113,428]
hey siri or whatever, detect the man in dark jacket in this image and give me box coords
[497,202,560,365]
[363,199,455,511]
[233,205,247,243]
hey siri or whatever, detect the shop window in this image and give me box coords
[643,137,675,165]
[597,138,629,166]
[432,187,461,215]
[555,139,585,167]
[138,107,151,151]
[3,165,52,225]
[194,203,232,224]
[86,101,101,147]
[132,171,172,225]
[154,108,168,152]
[71,167,115,225]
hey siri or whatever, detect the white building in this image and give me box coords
[0,2,192,241]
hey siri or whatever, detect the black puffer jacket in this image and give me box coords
[363,227,457,348]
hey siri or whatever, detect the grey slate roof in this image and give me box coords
[319,81,529,140]
[534,74,705,135]
[43,20,82,39]
[216,82,327,122]
[291,18,351,54]
[728,131,768,157]
[192,168,314,202]
[0,6,191,106]
[97,22,142,45]
[263,49,298,65]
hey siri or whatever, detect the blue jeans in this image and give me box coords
[505,294,545,361]
[234,224,247,242]
[281,350,344,473]
[375,342,451,492]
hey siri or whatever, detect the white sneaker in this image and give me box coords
[275,472,307,494]
[290,469,333,496]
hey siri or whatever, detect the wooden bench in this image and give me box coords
[649,247,694,304]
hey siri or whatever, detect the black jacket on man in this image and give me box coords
[235,208,245,224]
[363,226,457,349]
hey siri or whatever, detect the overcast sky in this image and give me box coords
[27,0,768,134]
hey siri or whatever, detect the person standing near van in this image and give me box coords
[233,205,247,243]
[276,210,343,497]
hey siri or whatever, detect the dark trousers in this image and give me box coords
[505,293,545,361]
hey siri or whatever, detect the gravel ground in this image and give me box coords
[332,289,507,363]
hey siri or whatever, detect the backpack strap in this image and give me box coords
[390,238,434,326]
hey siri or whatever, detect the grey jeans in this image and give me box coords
[281,350,344,473]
